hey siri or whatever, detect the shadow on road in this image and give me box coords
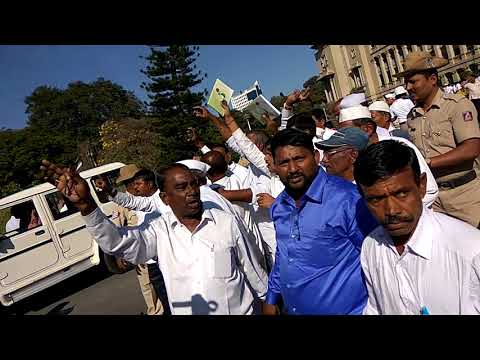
[1,263,116,315]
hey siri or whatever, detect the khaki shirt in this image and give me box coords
[407,89,480,182]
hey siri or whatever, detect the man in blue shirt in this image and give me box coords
[263,129,378,315]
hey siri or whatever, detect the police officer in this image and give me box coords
[395,51,480,228]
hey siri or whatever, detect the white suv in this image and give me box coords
[0,162,125,307]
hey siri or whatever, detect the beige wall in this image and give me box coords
[314,45,480,102]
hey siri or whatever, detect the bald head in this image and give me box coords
[201,151,228,180]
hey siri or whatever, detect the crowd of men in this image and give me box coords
[40,50,480,315]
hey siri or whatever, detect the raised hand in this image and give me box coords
[185,127,204,149]
[193,106,213,120]
[299,87,311,102]
[285,87,311,107]
[220,100,231,118]
[40,160,97,215]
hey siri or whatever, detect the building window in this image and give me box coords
[389,49,399,75]
[466,45,475,54]
[315,51,321,61]
[406,45,413,53]
[381,53,392,84]
[396,45,405,61]
[374,57,385,87]
[439,45,449,59]
[452,45,461,57]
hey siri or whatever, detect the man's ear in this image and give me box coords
[350,149,359,162]
[314,149,321,164]
[160,191,169,206]
[419,172,427,199]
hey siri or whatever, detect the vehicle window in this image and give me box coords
[90,169,123,204]
[0,200,42,237]
[45,191,80,220]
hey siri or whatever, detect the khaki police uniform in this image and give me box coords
[407,89,480,228]
[112,205,164,315]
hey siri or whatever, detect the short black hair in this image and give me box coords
[271,128,314,159]
[354,140,421,189]
[133,169,157,187]
[157,163,189,192]
[207,142,229,154]
[286,113,316,137]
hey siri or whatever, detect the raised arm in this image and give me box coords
[193,106,233,142]
[40,160,158,264]
[221,102,270,175]
[279,88,311,130]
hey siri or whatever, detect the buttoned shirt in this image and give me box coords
[266,168,379,314]
[83,207,267,315]
[407,89,480,183]
[391,98,415,123]
[361,206,480,315]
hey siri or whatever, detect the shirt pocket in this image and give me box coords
[211,246,234,279]
[427,112,453,147]
[297,231,336,269]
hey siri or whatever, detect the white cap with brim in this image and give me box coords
[384,93,395,99]
[339,93,366,109]
[176,159,211,175]
[368,100,391,113]
[394,86,408,96]
[339,105,371,123]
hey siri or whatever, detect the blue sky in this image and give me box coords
[0,45,318,129]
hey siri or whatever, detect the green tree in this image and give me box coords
[0,78,146,198]
[140,45,210,162]
[26,78,145,141]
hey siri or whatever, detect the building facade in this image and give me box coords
[312,45,480,103]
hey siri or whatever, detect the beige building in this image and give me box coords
[312,45,480,102]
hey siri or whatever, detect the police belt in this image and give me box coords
[437,170,477,190]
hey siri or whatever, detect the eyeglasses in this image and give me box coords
[322,146,353,159]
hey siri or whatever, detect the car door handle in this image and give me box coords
[35,230,45,236]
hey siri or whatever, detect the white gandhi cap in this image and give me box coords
[368,100,391,113]
[394,86,408,96]
[339,93,366,109]
[384,93,395,99]
[176,159,211,175]
[339,105,371,123]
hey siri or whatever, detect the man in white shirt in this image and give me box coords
[110,165,171,314]
[193,104,280,270]
[369,100,410,140]
[462,71,480,121]
[390,86,415,132]
[338,105,439,208]
[354,140,480,314]
[40,160,268,315]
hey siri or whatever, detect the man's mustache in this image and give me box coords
[382,214,413,225]
[287,172,304,181]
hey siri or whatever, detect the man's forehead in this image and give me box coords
[361,168,417,193]
[166,168,193,183]
[275,145,311,157]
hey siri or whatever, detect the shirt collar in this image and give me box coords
[169,206,216,229]
[279,168,327,205]
[405,206,432,260]
[386,205,432,260]
[413,89,443,115]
